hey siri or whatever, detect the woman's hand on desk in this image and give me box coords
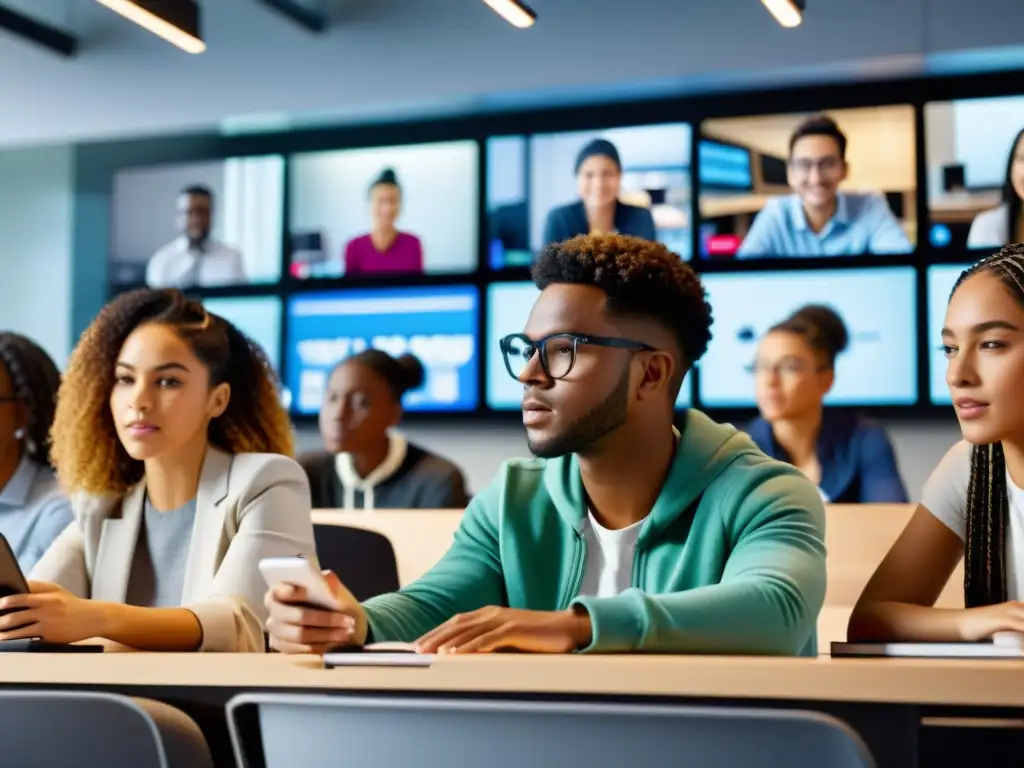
[414,606,593,654]
[0,581,102,644]
[957,602,1024,642]
[265,571,368,655]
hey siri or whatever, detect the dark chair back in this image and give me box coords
[313,523,401,601]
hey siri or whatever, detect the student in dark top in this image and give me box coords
[542,139,657,247]
[301,350,470,510]
[746,304,907,503]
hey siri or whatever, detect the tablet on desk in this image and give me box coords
[832,641,1024,659]
[0,638,104,653]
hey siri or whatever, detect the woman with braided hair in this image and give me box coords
[0,333,71,572]
[850,244,1024,642]
[0,289,316,652]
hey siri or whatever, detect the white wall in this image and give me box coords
[0,145,73,364]
[294,418,963,503]
[3,0,1024,149]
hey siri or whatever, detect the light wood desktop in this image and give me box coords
[930,191,1002,224]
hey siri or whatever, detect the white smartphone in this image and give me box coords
[258,556,341,611]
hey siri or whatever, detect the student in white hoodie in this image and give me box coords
[300,350,470,511]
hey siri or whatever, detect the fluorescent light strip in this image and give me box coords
[96,0,205,53]
[483,0,537,28]
[761,0,803,28]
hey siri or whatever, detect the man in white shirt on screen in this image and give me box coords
[146,185,247,289]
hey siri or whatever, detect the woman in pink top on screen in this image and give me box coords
[343,168,424,276]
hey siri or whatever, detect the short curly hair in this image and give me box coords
[0,333,61,468]
[51,289,294,495]
[532,234,713,371]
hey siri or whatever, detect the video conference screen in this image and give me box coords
[698,106,917,259]
[110,156,285,292]
[926,96,1024,252]
[284,285,480,415]
[485,282,692,410]
[288,141,479,280]
[926,263,970,405]
[202,296,283,374]
[697,267,918,408]
[486,123,692,268]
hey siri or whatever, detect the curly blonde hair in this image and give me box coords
[52,289,294,495]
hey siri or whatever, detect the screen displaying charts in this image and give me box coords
[202,296,283,374]
[285,285,480,415]
[486,123,692,268]
[925,96,1024,252]
[288,140,479,279]
[485,282,692,410]
[926,264,971,405]
[698,267,918,407]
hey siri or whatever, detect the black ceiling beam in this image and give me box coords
[0,5,76,57]
[256,0,327,32]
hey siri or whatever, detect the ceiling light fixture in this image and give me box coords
[483,0,536,29]
[95,0,205,53]
[761,0,804,28]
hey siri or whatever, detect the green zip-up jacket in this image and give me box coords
[363,409,827,655]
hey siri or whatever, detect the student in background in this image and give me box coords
[850,246,1024,642]
[0,289,316,652]
[302,350,469,510]
[746,304,907,503]
[0,334,72,572]
[737,115,912,258]
[343,169,424,276]
[542,140,657,247]
[967,128,1024,249]
[146,185,246,289]
[266,234,826,657]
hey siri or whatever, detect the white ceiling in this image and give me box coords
[0,0,1022,149]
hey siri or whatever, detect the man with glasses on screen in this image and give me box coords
[265,234,826,657]
[737,115,912,258]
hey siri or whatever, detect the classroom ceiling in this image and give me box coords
[0,0,1023,149]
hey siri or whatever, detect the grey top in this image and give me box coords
[125,496,197,609]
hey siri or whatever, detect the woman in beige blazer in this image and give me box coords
[0,289,315,652]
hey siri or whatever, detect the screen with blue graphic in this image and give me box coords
[485,282,692,410]
[698,267,918,408]
[285,286,479,415]
[486,123,692,269]
[203,296,282,374]
[926,96,1024,253]
[927,263,971,405]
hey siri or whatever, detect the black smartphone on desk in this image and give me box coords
[0,533,103,653]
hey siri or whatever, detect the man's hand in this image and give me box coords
[415,606,593,654]
[265,570,368,655]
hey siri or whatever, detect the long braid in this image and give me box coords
[954,244,1024,606]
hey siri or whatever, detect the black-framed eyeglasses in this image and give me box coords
[499,333,654,381]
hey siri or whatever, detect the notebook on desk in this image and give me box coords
[832,641,1024,659]
[324,641,433,668]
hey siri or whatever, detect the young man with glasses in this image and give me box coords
[736,114,912,258]
[265,234,827,656]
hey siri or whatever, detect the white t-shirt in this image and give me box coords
[576,510,646,598]
[921,440,1024,600]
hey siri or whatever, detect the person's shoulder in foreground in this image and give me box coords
[265,233,826,657]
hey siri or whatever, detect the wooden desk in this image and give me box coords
[4,653,1024,767]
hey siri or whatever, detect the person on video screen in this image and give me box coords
[146,185,247,289]
[746,305,907,504]
[968,128,1024,250]
[542,139,656,247]
[343,169,424,276]
[737,115,912,258]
